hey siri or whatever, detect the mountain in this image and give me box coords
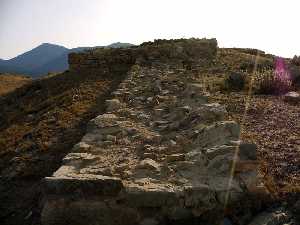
[0,42,134,78]
[106,42,135,48]
[32,47,90,76]
[0,43,68,77]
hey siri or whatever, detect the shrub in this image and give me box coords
[289,65,300,86]
[224,72,246,91]
[256,70,292,95]
[291,55,300,66]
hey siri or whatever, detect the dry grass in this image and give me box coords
[0,69,127,225]
[0,74,31,95]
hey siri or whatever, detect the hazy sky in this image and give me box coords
[1,0,300,59]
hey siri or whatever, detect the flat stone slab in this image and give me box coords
[124,182,181,207]
[44,175,123,196]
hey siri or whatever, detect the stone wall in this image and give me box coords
[68,48,136,74]
[68,38,218,73]
[42,39,266,225]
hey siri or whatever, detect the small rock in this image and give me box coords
[166,154,185,162]
[206,145,236,160]
[73,142,92,152]
[168,121,180,130]
[284,91,300,104]
[153,120,170,126]
[27,114,35,121]
[169,140,177,146]
[114,163,130,173]
[125,127,138,136]
[106,135,117,142]
[154,108,165,117]
[136,159,160,171]
[142,152,157,160]
[137,113,151,120]
[24,211,32,220]
[147,97,153,102]
[88,114,120,133]
[106,99,122,112]
[82,133,104,143]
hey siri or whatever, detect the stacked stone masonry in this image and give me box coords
[42,39,266,225]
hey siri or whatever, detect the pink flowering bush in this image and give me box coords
[257,58,292,95]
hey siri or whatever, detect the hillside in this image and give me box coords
[0,43,134,78]
[0,39,299,225]
[0,64,131,225]
[0,74,31,95]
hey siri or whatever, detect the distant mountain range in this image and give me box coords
[0,42,134,78]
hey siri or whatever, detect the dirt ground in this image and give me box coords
[210,92,300,196]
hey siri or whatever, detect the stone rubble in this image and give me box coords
[41,39,267,225]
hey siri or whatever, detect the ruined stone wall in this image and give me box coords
[41,39,266,225]
[140,38,217,63]
[68,38,218,74]
[68,48,137,74]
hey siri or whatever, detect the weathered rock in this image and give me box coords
[246,208,293,225]
[72,142,92,152]
[184,83,209,104]
[106,99,123,112]
[136,159,161,172]
[62,153,98,164]
[105,134,117,142]
[205,145,236,160]
[166,153,185,162]
[44,175,123,196]
[184,184,217,209]
[195,121,240,147]
[125,183,179,207]
[197,103,227,121]
[89,113,118,127]
[81,133,104,144]
[284,91,300,104]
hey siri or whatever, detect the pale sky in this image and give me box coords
[1,0,300,59]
